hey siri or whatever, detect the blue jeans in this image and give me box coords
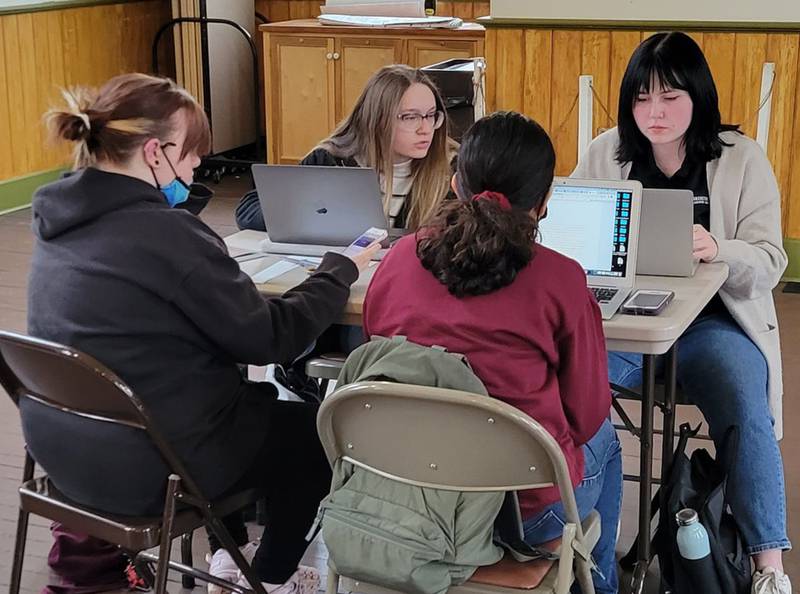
[608,312,790,555]
[523,419,622,594]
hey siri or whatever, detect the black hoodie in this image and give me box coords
[23,167,358,514]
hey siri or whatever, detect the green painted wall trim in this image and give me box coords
[0,168,65,215]
[477,16,800,32]
[783,239,800,282]
[0,0,145,17]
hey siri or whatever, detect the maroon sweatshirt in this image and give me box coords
[363,235,611,517]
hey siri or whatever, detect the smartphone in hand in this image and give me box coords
[342,227,388,258]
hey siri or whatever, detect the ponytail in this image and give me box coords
[44,73,210,170]
[416,196,538,298]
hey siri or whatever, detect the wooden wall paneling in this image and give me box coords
[730,34,768,138]
[703,33,736,121]
[580,30,611,136]
[522,29,552,129]
[265,1,290,23]
[473,2,490,18]
[766,33,800,235]
[40,10,69,167]
[608,31,642,128]
[31,12,55,170]
[550,30,582,175]
[2,16,31,176]
[451,2,474,19]
[17,13,43,172]
[483,27,497,111]
[787,78,800,237]
[0,17,13,180]
[491,28,524,112]
[436,2,455,17]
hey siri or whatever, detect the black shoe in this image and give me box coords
[274,364,322,403]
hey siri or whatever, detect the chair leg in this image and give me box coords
[319,379,330,397]
[326,570,339,594]
[181,532,197,589]
[9,507,30,594]
[9,452,36,594]
[154,474,181,594]
[555,523,577,594]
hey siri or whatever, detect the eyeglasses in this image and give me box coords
[396,110,445,132]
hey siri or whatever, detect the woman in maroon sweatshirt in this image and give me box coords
[363,111,621,593]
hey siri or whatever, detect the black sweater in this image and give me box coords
[24,168,358,514]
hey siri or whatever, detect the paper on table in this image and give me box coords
[320,0,425,17]
[318,14,461,27]
[250,261,300,283]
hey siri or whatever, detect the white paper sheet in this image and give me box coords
[250,261,300,283]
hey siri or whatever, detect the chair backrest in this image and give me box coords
[0,330,204,496]
[0,331,148,427]
[317,381,578,505]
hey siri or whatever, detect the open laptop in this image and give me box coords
[251,164,388,248]
[637,188,697,277]
[538,177,643,319]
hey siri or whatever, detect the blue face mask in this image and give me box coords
[160,177,191,207]
[151,142,192,207]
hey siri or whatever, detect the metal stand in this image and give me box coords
[152,15,264,183]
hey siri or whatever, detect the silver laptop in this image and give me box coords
[637,188,697,277]
[538,177,643,319]
[251,164,387,246]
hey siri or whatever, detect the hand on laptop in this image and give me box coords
[343,241,382,272]
[693,224,719,262]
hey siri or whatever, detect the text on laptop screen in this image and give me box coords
[538,185,633,277]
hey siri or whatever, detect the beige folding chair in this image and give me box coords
[316,381,601,594]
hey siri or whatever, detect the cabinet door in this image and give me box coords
[267,35,335,163]
[406,39,479,68]
[336,37,404,120]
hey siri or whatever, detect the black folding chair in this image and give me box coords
[0,330,267,594]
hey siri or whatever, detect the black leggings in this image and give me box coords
[207,399,332,584]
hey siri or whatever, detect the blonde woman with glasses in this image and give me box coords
[236,64,456,232]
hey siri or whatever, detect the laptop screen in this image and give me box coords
[538,184,633,278]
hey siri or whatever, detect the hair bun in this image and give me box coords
[60,112,92,142]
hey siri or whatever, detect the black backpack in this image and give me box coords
[654,423,751,594]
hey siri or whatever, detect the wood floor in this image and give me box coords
[0,175,798,594]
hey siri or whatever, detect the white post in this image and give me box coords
[756,62,776,152]
[578,75,594,162]
[472,57,487,121]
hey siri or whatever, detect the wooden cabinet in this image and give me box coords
[337,37,404,119]
[262,19,485,163]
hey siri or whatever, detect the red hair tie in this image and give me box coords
[471,190,512,210]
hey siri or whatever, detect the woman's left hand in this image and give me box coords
[693,224,719,262]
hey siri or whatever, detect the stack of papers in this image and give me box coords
[321,0,425,17]
[318,14,463,28]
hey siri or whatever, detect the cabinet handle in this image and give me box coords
[333,52,340,59]
[326,52,333,59]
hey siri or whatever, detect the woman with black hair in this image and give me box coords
[574,32,790,593]
[364,111,622,594]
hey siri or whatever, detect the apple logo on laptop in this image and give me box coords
[314,200,328,215]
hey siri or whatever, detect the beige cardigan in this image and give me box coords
[573,128,788,438]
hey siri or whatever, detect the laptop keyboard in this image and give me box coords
[590,287,618,303]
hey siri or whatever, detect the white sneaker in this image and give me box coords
[206,541,260,594]
[753,567,792,594]
[236,565,320,594]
